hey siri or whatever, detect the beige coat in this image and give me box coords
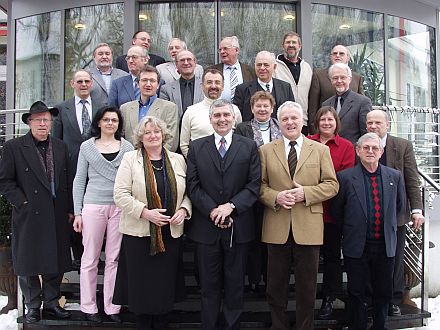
[259,137,339,245]
[114,149,192,238]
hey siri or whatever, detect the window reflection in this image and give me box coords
[311,4,385,105]
[15,12,61,108]
[139,2,215,67]
[65,3,124,99]
[220,2,296,65]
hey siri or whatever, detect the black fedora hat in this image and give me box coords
[22,101,59,124]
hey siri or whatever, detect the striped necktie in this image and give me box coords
[230,66,238,100]
[288,141,297,179]
[219,137,227,158]
[134,78,140,100]
[336,96,342,114]
[80,99,91,140]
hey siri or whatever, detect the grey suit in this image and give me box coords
[322,90,371,144]
[156,62,204,84]
[308,68,364,134]
[159,77,204,117]
[120,98,179,152]
[89,67,129,106]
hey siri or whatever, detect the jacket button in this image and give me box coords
[35,211,39,215]
[219,190,223,195]
[25,168,29,171]
[34,190,38,194]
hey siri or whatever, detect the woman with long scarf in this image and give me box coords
[113,116,191,329]
[235,91,282,292]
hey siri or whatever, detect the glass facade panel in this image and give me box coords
[220,2,296,65]
[15,11,61,108]
[138,2,215,67]
[65,3,124,99]
[311,4,385,105]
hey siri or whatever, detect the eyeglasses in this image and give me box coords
[139,78,158,84]
[331,75,349,81]
[75,80,91,84]
[361,145,381,152]
[101,118,119,124]
[29,118,52,124]
[125,55,145,61]
[332,51,347,56]
[218,46,236,53]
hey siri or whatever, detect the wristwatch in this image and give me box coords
[229,202,236,210]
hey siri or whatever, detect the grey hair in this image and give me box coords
[93,42,112,57]
[328,62,352,79]
[332,44,351,60]
[222,36,240,49]
[256,50,276,64]
[132,116,171,150]
[277,101,303,121]
[129,45,150,59]
[356,132,382,149]
[167,38,187,50]
[209,99,235,117]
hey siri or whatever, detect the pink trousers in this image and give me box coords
[80,204,122,315]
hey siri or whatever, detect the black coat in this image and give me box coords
[0,132,72,276]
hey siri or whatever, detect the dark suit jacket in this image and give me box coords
[331,164,406,258]
[52,97,104,180]
[108,75,136,108]
[186,134,261,244]
[89,66,129,106]
[159,77,204,117]
[0,132,72,275]
[386,134,422,226]
[115,53,165,72]
[233,78,295,122]
[322,90,371,144]
[308,68,364,134]
[209,62,256,83]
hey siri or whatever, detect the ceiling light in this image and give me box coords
[283,14,295,21]
[74,23,86,30]
[139,14,148,21]
[339,24,351,30]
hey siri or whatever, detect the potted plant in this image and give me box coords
[0,194,17,314]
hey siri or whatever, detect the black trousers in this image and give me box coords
[197,236,249,330]
[266,233,320,330]
[391,225,406,305]
[19,273,63,309]
[321,222,343,299]
[345,242,394,330]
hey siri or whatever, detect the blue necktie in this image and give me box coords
[219,137,227,158]
[134,78,140,100]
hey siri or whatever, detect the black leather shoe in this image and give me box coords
[42,305,71,319]
[318,296,334,319]
[388,303,401,316]
[24,308,41,323]
[85,313,102,323]
[108,313,122,323]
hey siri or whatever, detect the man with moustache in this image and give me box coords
[186,99,261,330]
[0,101,72,323]
[115,31,165,71]
[159,50,204,118]
[108,45,149,108]
[308,44,364,133]
[180,68,242,158]
[233,51,294,123]
[156,38,204,84]
[274,32,312,134]
[322,63,372,144]
[259,101,338,330]
[366,109,424,316]
[89,43,128,106]
[209,36,256,102]
[120,65,179,151]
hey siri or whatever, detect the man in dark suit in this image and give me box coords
[52,69,105,267]
[233,51,295,122]
[108,45,149,108]
[115,31,165,71]
[366,110,424,316]
[308,44,365,133]
[331,132,406,330]
[322,63,372,144]
[209,36,256,102]
[259,101,339,330]
[186,99,261,330]
[0,101,72,323]
[89,42,129,106]
[159,50,204,118]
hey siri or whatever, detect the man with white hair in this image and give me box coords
[209,36,256,102]
[259,101,338,330]
[322,62,372,144]
[156,38,203,84]
[234,51,295,122]
[308,44,364,134]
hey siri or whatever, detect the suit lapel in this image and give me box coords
[171,83,182,113]
[92,69,107,93]
[380,165,393,218]
[65,98,82,137]
[223,134,241,172]
[295,137,313,174]
[352,165,368,219]
[205,135,222,173]
[385,135,397,168]
[52,139,65,192]
[273,139,290,178]
[21,133,51,192]
[123,76,135,99]
[338,92,354,119]
[194,78,204,103]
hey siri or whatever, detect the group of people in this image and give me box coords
[0,29,426,330]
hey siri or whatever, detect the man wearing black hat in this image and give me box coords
[0,101,72,323]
